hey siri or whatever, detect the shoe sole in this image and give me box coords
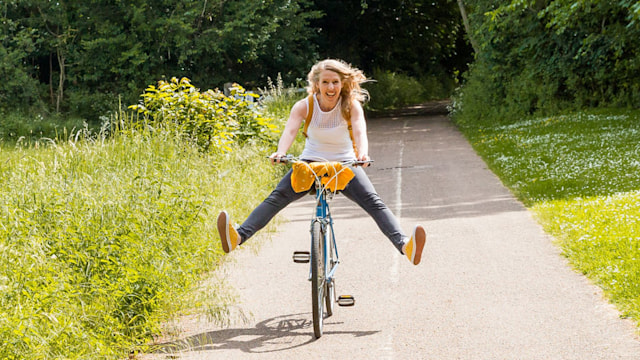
[412,225,426,265]
[217,211,231,253]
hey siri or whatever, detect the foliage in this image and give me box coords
[66,90,120,122]
[454,0,640,125]
[0,111,87,144]
[0,0,473,121]
[311,0,471,82]
[129,77,280,152]
[364,69,450,111]
[0,114,287,358]
[457,108,640,328]
[0,82,298,358]
[259,74,305,121]
[0,19,43,111]
[0,0,321,119]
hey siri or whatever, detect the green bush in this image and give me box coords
[0,77,299,358]
[365,69,425,111]
[364,69,451,111]
[66,89,120,123]
[0,111,88,144]
[455,0,640,129]
[129,77,280,152]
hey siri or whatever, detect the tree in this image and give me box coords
[36,1,77,113]
[457,0,640,122]
[456,0,478,54]
[0,0,321,118]
[311,0,471,80]
[187,0,322,88]
[0,5,42,110]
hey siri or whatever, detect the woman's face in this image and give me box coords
[316,70,343,105]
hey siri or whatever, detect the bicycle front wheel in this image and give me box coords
[310,220,325,338]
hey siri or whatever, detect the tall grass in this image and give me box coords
[259,74,306,154]
[260,74,305,120]
[455,109,640,329]
[0,100,293,358]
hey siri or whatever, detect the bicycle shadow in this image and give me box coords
[148,313,379,355]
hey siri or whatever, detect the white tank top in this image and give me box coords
[300,94,356,162]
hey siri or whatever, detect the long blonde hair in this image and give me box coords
[307,59,369,120]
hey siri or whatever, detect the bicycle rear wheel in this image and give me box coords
[310,220,325,338]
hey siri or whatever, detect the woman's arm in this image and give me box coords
[270,98,307,164]
[350,101,370,166]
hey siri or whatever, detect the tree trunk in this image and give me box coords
[457,0,479,55]
[49,53,55,106]
[56,49,65,113]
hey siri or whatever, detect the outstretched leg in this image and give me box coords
[217,169,307,252]
[341,166,407,252]
[342,166,426,264]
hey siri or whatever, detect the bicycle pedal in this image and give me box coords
[337,295,355,307]
[292,251,310,263]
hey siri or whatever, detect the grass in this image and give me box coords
[0,101,293,358]
[456,108,640,328]
[535,192,640,321]
[259,74,306,121]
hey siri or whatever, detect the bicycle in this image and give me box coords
[275,155,371,338]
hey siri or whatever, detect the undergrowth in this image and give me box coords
[0,78,299,358]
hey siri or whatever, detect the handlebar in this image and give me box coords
[267,155,373,167]
[267,154,296,164]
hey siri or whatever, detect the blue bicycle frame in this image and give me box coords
[310,186,340,286]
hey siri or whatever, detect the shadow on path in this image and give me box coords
[149,313,379,356]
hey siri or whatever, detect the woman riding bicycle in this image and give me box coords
[217,59,426,265]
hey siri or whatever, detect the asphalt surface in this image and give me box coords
[145,113,640,359]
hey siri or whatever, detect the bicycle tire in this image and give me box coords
[310,220,325,338]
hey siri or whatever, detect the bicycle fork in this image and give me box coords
[291,192,355,308]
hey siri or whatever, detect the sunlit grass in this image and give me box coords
[468,110,640,205]
[457,108,640,329]
[0,92,297,358]
[535,192,640,321]
[259,74,300,112]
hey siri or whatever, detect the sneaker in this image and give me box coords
[217,211,241,253]
[404,225,426,265]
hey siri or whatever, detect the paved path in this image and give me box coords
[147,114,640,359]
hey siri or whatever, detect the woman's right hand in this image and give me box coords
[269,152,288,165]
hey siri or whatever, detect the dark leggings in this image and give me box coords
[236,166,407,253]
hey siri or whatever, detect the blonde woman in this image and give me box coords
[217,59,426,265]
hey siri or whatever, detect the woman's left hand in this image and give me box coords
[357,154,371,168]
